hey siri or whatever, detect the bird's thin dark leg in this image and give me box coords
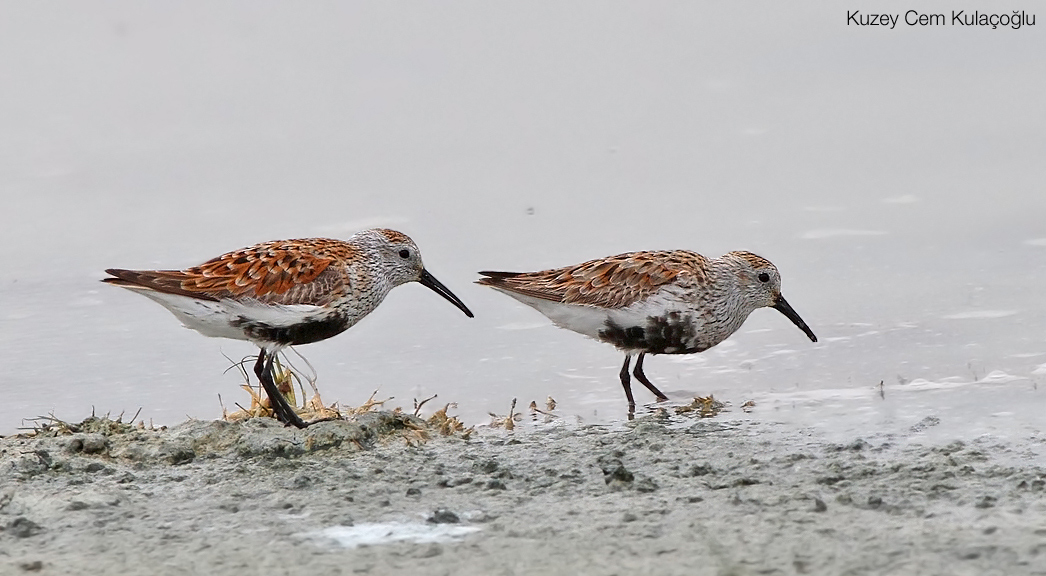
[253,349,307,429]
[633,353,669,402]
[619,355,637,418]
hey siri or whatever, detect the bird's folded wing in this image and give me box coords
[478,250,706,309]
[105,242,349,307]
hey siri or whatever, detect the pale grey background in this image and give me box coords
[1,2,1043,442]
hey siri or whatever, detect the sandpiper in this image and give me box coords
[478,250,816,413]
[104,228,474,428]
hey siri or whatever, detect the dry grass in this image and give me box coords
[674,395,727,418]
[220,352,347,424]
[488,398,521,430]
[217,351,476,444]
[425,403,473,439]
[393,401,473,445]
[16,409,159,439]
[528,396,559,423]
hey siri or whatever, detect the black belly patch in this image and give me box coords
[233,314,351,346]
[599,312,704,354]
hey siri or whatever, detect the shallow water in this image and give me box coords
[1,3,1044,444]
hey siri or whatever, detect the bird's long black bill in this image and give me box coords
[419,269,475,318]
[773,295,817,343]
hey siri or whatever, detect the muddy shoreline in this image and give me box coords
[2,410,1045,575]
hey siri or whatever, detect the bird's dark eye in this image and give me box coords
[758,272,770,283]
[399,249,410,259]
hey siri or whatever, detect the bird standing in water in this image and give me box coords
[478,250,816,414]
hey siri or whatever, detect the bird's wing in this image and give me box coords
[477,250,707,309]
[103,239,350,307]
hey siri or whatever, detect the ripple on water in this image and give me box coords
[882,194,919,204]
[800,229,888,240]
[942,310,1017,320]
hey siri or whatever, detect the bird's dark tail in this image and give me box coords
[476,270,523,286]
[102,268,220,301]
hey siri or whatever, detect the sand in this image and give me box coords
[2,409,1045,576]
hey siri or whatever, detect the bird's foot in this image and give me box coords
[272,404,308,429]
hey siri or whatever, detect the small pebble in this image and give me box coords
[427,509,459,524]
[8,517,43,538]
[81,435,107,455]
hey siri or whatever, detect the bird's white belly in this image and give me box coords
[132,289,326,342]
[493,288,710,353]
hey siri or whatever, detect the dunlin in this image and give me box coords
[104,228,474,428]
[478,250,816,413]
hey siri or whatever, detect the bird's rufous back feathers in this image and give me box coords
[477,250,710,309]
[103,238,356,306]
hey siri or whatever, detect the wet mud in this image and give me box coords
[2,411,1045,575]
